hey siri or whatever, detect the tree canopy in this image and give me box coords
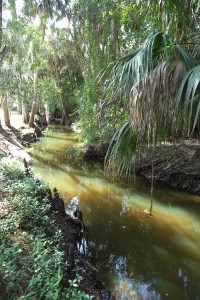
[0,0,199,159]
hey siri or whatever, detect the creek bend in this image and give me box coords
[28,125,200,300]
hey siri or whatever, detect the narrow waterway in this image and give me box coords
[28,125,200,300]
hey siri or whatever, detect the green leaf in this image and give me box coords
[175,65,200,135]
[105,122,138,180]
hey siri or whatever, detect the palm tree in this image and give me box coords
[104,31,200,214]
[105,32,200,216]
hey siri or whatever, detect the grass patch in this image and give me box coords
[0,162,93,300]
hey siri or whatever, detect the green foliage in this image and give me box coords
[106,32,195,99]
[104,31,199,180]
[77,80,101,142]
[1,0,200,164]
[175,65,200,135]
[0,162,93,299]
[1,162,25,180]
[37,77,58,112]
[105,122,137,180]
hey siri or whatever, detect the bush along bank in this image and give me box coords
[0,162,113,300]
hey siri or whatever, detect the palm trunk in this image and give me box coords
[2,94,11,127]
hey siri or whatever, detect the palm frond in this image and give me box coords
[107,32,168,97]
[104,122,138,180]
[175,65,200,135]
[129,59,186,136]
[106,31,195,100]
[175,44,196,70]
[103,32,198,180]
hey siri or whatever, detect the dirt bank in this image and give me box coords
[83,139,200,195]
[49,192,114,299]
[0,127,31,163]
[135,139,200,195]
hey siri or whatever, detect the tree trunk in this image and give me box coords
[9,0,17,20]
[22,102,29,124]
[28,71,37,128]
[28,101,37,128]
[2,94,11,127]
[0,0,2,49]
[55,67,68,125]
[110,16,119,60]
[27,17,45,128]
[17,99,22,114]
[61,108,68,125]
[45,104,50,124]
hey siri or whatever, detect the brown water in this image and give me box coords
[28,125,200,300]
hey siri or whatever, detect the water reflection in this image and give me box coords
[65,196,79,216]
[29,126,200,300]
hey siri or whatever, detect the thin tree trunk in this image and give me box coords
[110,16,119,60]
[28,71,37,128]
[22,102,29,124]
[2,94,11,127]
[149,127,156,217]
[55,67,68,125]
[28,101,37,128]
[9,0,17,19]
[45,104,49,124]
[41,18,46,42]
[0,0,2,49]
[61,108,68,125]
[28,14,46,128]
[17,99,22,114]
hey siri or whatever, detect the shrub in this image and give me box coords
[0,162,93,299]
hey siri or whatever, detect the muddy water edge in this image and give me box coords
[28,125,200,300]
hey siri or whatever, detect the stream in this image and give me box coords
[28,125,200,300]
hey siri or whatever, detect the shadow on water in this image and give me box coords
[29,125,200,300]
[45,134,77,141]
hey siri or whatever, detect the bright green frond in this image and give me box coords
[105,122,138,180]
[175,65,200,135]
[175,44,196,70]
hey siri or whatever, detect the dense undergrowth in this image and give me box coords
[0,162,92,300]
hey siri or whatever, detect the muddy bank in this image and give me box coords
[136,140,200,195]
[50,191,114,299]
[84,139,200,195]
[83,142,109,161]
